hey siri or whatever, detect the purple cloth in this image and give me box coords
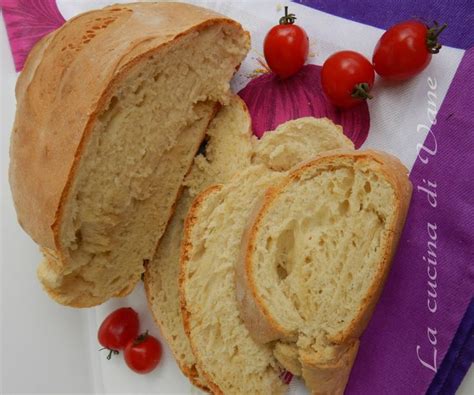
[345,47,474,394]
[427,299,474,394]
[294,0,474,49]
[0,0,65,71]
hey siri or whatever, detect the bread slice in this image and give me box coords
[145,115,350,387]
[9,2,249,307]
[179,119,354,393]
[144,96,254,390]
[236,150,412,394]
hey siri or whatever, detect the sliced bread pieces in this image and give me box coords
[236,150,412,394]
[9,2,249,307]
[144,96,254,389]
[178,119,354,393]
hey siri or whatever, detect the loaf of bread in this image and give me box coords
[179,119,354,393]
[9,2,249,307]
[236,150,412,394]
[145,96,254,389]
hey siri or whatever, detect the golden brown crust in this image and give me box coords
[235,185,293,343]
[143,261,210,392]
[238,149,412,393]
[10,2,244,251]
[143,97,252,389]
[301,340,360,395]
[179,185,224,394]
[328,150,412,343]
[9,2,249,307]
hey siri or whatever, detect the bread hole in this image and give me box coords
[277,263,288,280]
[92,25,101,30]
[293,298,301,311]
[342,177,352,188]
[83,39,91,44]
[364,181,372,193]
[339,199,349,215]
[191,244,206,262]
[108,96,119,111]
[133,83,145,95]
[304,256,311,264]
[274,226,296,280]
[74,229,83,244]
[110,276,121,286]
[153,73,161,82]
[110,7,123,11]
[197,137,209,156]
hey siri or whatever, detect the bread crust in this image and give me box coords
[10,2,245,251]
[237,149,412,393]
[179,185,224,395]
[143,267,210,392]
[143,96,253,389]
[235,185,291,343]
[9,2,249,306]
[301,340,360,395]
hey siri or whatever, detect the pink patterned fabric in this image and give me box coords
[1,0,65,71]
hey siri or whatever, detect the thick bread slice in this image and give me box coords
[179,119,354,393]
[9,2,249,307]
[144,96,254,390]
[237,150,412,394]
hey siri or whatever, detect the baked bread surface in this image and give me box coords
[144,96,254,389]
[236,150,412,394]
[9,2,249,307]
[178,118,354,393]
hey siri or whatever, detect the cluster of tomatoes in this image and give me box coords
[98,307,162,374]
[263,7,447,108]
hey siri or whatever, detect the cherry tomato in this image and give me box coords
[124,332,162,374]
[373,20,447,81]
[264,6,309,78]
[98,307,139,359]
[321,50,375,108]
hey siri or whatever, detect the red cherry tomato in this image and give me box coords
[98,307,139,359]
[264,6,309,78]
[321,50,375,109]
[373,20,447,81]
[124,332,162,374]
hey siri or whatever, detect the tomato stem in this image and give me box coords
[99,347,119,360]
[351,83,373,100]
[279,6,296,25]
[134,330,149,346]
[426,21,447,54]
